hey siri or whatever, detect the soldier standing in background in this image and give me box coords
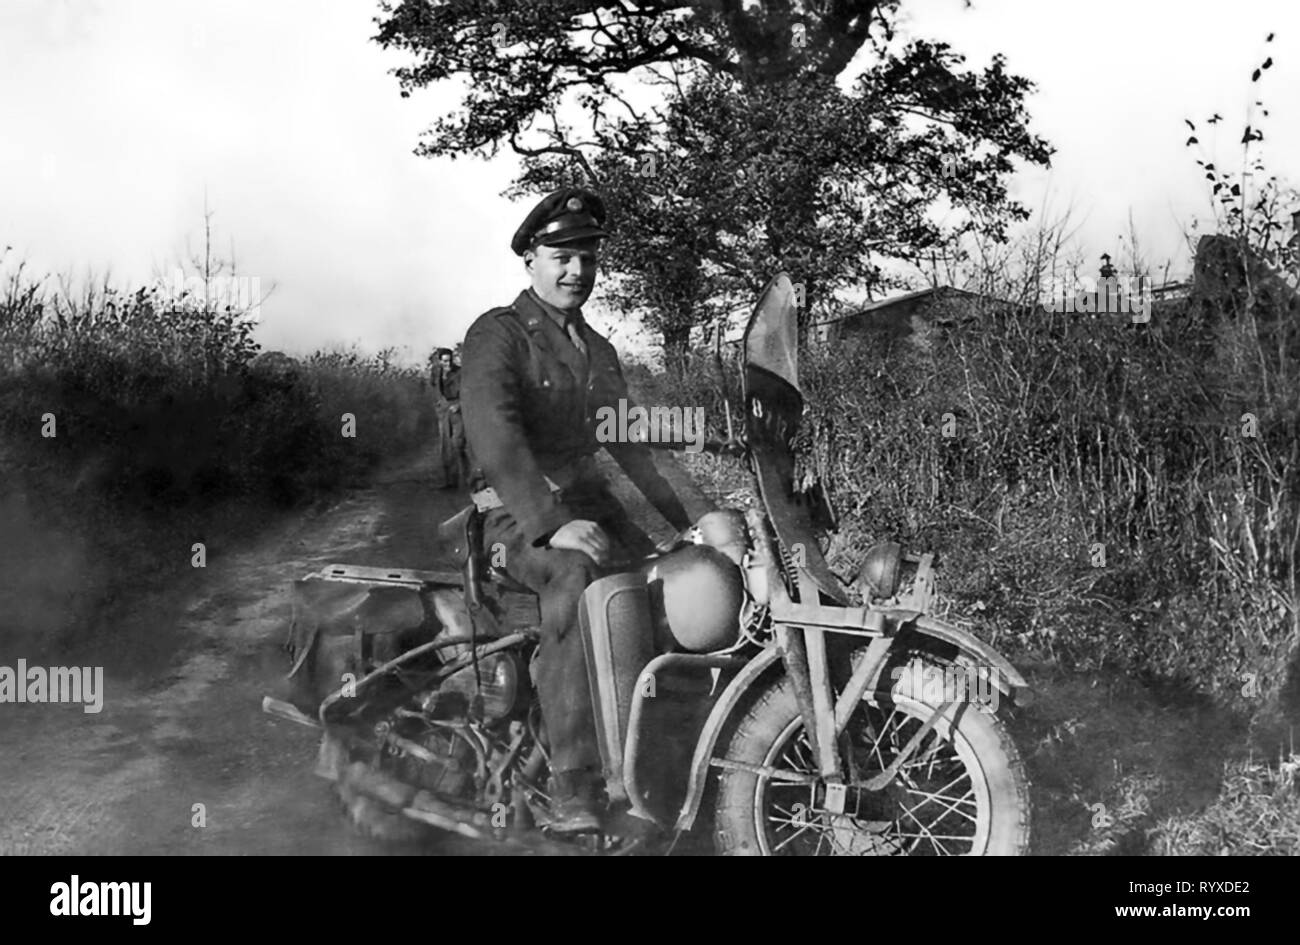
[431,346,469,489]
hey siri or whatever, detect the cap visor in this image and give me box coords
[536,225,609,247]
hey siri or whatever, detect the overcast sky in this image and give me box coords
[1,0,1297,362]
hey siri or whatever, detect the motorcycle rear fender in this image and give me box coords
[672,618,1032,832]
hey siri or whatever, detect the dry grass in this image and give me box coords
[0,259,437,659]
[0,261,436,507]
[1150,750,1300,855]
[631,243,1300,855]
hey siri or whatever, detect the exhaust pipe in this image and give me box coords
[315,728,595,855]
[262,695,320,728]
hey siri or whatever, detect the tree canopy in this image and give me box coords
[375,0,1052,362]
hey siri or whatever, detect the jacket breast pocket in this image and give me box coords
[528,358,581,425]
[588,361,624,408]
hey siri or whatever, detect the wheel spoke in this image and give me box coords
[771,818,822,853]
[895,778,978,850]
[900,786,979,829]
[902,780,977,806]
[857,712,899,774]
[857,714,973,855]
[874,707,905,757]
[768,798,806,827]
[898,804,954,856]
[812,824,828,856]
[906,768,970,803]
[898,728,946,781]
[902,787,979,825]
[757,684,997,856]
[790,732,816,772]
[898,771,974,819]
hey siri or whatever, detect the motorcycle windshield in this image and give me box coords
[744,273,801,395]
[742,274,846,604]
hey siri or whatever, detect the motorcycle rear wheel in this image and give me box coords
[713,662,1030,856]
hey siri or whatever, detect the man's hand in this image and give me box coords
[654,526,695,556]
[548,519,611,565]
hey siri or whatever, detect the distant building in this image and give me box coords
[1187,233,1298,345]
[808,285,1009,350]
[718,224,1300,357]
[1150,281,1192,302]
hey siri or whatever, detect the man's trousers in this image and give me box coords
[480,482,655,776]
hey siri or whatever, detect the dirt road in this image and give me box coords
[0,450,494,855]
[0,444,1252,856]
[0,446,713,856]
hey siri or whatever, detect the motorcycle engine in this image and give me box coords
[421,651,527,721]
[381,720,478,799]
[369,652,529,805]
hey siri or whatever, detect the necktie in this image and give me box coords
[565,316,588,359]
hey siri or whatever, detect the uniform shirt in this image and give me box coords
[461,288,691,546]
[526,287,585,351]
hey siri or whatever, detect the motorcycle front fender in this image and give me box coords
[672,617,1033,832]
[899,615,1035,709]
[674,644,784,832]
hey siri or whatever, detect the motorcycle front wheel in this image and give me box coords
[713,659,1031,856]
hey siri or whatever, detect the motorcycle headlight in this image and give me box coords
[857,541,903,600]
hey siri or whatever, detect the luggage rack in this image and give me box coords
[309,563,463,589]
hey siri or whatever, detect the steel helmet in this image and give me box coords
[643,544,744,652]
[694,508,748,566]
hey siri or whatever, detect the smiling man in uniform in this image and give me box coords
[459,187,693,834]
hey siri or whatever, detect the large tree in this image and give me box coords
[374,0,1051,362]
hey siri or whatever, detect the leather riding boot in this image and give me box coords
[548,767,606,835]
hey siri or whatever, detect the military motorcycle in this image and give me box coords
[263,273,1033,855]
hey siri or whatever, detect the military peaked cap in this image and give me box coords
[511,187,610,256]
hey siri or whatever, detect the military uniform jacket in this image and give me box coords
[438,366,462,403]
[461,289,691,546]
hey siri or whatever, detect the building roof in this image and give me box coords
[808,285,1002,332]
[720,284,1006,345]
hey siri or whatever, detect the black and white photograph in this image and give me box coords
[0,0,1297,886]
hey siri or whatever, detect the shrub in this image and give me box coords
[0,265,435,508]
